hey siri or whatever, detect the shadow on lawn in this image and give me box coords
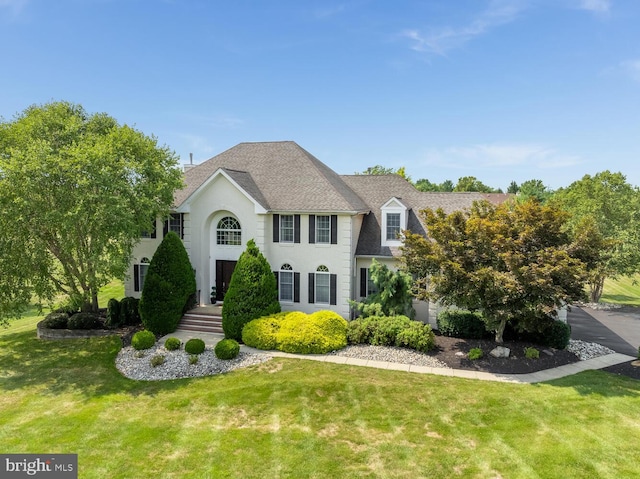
[0,329,197,399]
[536,369,640,398]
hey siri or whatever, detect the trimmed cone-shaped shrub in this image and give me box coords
[105,298,122,328]
[140,231,196,335]
[222,239,280,340]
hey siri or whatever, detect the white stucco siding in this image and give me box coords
[268,214,354,318]
[185,174,262,304]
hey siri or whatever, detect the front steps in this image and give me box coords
[177,305,223,334]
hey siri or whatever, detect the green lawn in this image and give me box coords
[601,275,640,306]
[1,316,639,478]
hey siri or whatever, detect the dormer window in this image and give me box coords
[381,197,408,247]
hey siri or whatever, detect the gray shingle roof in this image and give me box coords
[341,174,512,257]
[175,141,369,213]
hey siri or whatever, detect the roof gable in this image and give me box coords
[175,142,368,213]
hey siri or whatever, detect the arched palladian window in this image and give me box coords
[279,263,294,302]
[134,257,151,292]
[216,216,241,245]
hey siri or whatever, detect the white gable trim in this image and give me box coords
[381,196,408,247]
[175,168,268,215]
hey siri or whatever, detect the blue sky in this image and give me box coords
[1,0,639,190]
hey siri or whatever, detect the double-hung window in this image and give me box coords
[315,215,330,244]
[134,257,151,292]
[279,264,294,302]
[280,215,294,243]
[386,213,401,241]
[315,265,330,304]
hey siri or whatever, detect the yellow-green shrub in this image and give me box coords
[242,310,347,354]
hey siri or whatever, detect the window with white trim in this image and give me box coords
[217,216,242,245]
[316,215,331,244]
[386,213,401,241]
[279,264,294,302]
[315,265,330,304]
[134,257,151,292]
[280,214,294,243]
[168,213,182,236]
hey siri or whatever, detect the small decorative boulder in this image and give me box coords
[490,346,511,358]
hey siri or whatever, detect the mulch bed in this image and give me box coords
[429,335,579,374]
[601,360,640,380]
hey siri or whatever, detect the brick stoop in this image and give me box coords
[177,313,224,334]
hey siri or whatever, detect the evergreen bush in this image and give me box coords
[242,310,348,354]
[41,312,69,329]
[185,338,206,355]
[140,231,196,335]
[67,312,100,330]
[119,297,141,325]
[214,339,240,359]
[541,320,571,349]
[346,315,436,352]
[164,337,181,351]
[105,298,122,328]
[222,239,280,341]
[468,348,483,360]
[131,330,156,350]
[437,309,489,339]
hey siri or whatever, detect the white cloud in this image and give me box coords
[577,0,611,14]
[620,59,640,83]
[421,142,581,170]
[401,0,528,56]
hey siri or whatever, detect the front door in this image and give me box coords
[215,260,237,301]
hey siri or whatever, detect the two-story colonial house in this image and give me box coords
[126,141,509,322]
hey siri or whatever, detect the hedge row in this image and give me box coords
[347,315,436,353]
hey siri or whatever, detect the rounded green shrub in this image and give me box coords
[468,348,483,360]
[277,311,348,354]
[541,321,571,349]
[222,239,280,341]
[105,298,122,328]
[437,310,488,339]
[347,315,436,352]
[525,347,540,359]
[215,339,240,360]
[67,312,100,330]
[242,310,348,354]
[41,312,69,329]
[185,338,206,355]
[242,313,286,350]
[132,330,156,350]
[395,321,436,353]
[164,337,181,351]
[150,354,166,367]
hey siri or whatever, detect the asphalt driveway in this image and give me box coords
[568,306,639,357]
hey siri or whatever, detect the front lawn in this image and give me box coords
[601,275,640,306]
[1,319,639,478]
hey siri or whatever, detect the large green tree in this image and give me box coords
[0,101,183,321]
[552,171,640,302]
[401,200,587,342]
[453,176,502,193]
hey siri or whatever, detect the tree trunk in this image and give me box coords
[495,319,507,343]
[590,276,605,303]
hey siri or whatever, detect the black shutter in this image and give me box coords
[294,214,301,243]
[331,215,338,244]
[308,273,315,303]
[180,213,185,239]
[151,218,157,239]
[273,214,280,243]
[360,268,367,297]
[294,272,300,303]
[273,271,279,297]
[163,219,169,237]
[309,214,316,244]
[134,265,140,292]
[330,274,337,305]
